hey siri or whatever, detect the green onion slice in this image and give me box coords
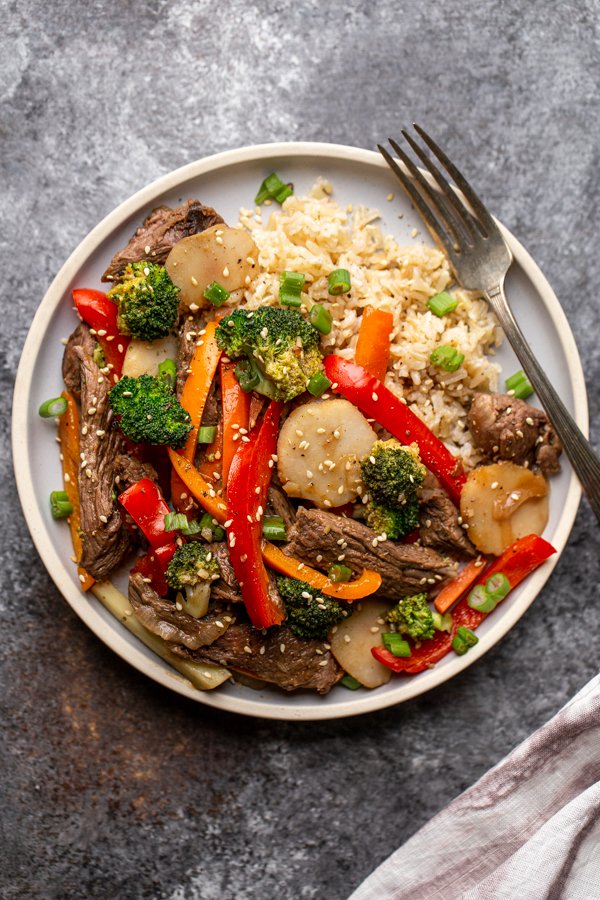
[158,358,177,391]
[485,572,511,602]
[307,371,332,397]
[505,369,534,399]
[309,304,332,335]
[203,281,231,307]
[432,610,453,632]
[164,512,189,532]
[382,633,412,657]
[50,490,73,519]
[452,625,479,656]
[427,291,458,317]
[197,426,217,444]
[328,268,351,295]
[39,396,68,418]
[430,345,465,372]
[467,583,497,614]
[262,516,287,541]
[340,674,362,690]
[279,271,305,307]
[328,564,352,583]
[255,172,293,205]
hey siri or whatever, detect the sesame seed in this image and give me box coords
[333,429,340,439]
[86,469,92,478]
[241,435,250,443]
[370,626,380,634]
[372,392,378,402]
[318,660,328,667]
[87,407,96,415]
[99,514,108,524]
[280,643,286,654]
[317,427,326,434]
[190,275,198,286]
[343,635,351,643]
[301,591,311,599]
[144,244,151,254]
[243,645,253,654]
[306,469,313,478]
[96,429,105,437]
[510,491,520,500]
[323,499,332,507]
[491,481,499,489]
[117,344,124,353]
[223,266,229,277]
[337,486,344,495]
[259,645,266,655]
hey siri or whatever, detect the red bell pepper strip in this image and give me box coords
[372,533,556,674]
[221,357,251,486]
[119,479,177,551]
[226,401,285,629]
[72,288,130,381]
[324,355,466,505]
[131,543,177,597]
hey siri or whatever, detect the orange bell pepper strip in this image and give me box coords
[168,447,382,601]
[220,357,251,485]
[434,557,487,614]
[261,542,382,601]
[58,391,94,591]
[171,320,222,510]
[168,448,228,523]
[355,306,393,382]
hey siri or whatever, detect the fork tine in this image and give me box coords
[377,144,457,260]
[413,123,496,235]
[400,128,478,241]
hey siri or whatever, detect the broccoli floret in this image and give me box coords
[364,499,420,540]
[276,575,349,640]
[166,543,221,618]
[108,262,180,341]
[109,374,192,447]
[216,307,324,402]
[386,593,434,641]
[361,439,426,508]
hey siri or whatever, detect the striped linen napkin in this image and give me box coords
[349,674,600,900]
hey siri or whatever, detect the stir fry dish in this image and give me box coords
[43,176,560,694]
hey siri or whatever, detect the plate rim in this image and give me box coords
[12,141,587,720]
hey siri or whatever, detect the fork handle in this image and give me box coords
[485,284,600,523]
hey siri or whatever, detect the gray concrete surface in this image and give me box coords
[2,1,599,897]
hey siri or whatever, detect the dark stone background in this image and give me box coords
[2,1,599,897]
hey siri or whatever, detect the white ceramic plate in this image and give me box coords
[13,142,587,720]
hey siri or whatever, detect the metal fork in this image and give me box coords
[378,125,600,522]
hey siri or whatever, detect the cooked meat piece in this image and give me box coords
[101,200,224,282]
[77,349,131,579]
[175,308,213,397]
[267,481,297,529]
[62,323,96,399]
[129,572,234,650]
[207,542,237,587]
[285,507,454,598]
[114,454,158,492]
[467,392,562,476]
[190,623,342,694]
[419,476,477,559]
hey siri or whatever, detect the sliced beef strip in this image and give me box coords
[102,200,224,282]
[285,507,454,599]
[62,323,96,399]
[113,454,158,492]
[129,572,234,650]
[467,392,562,476]
[419,475,477,559]
[77,349,132,579]
[188,623,342,694]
